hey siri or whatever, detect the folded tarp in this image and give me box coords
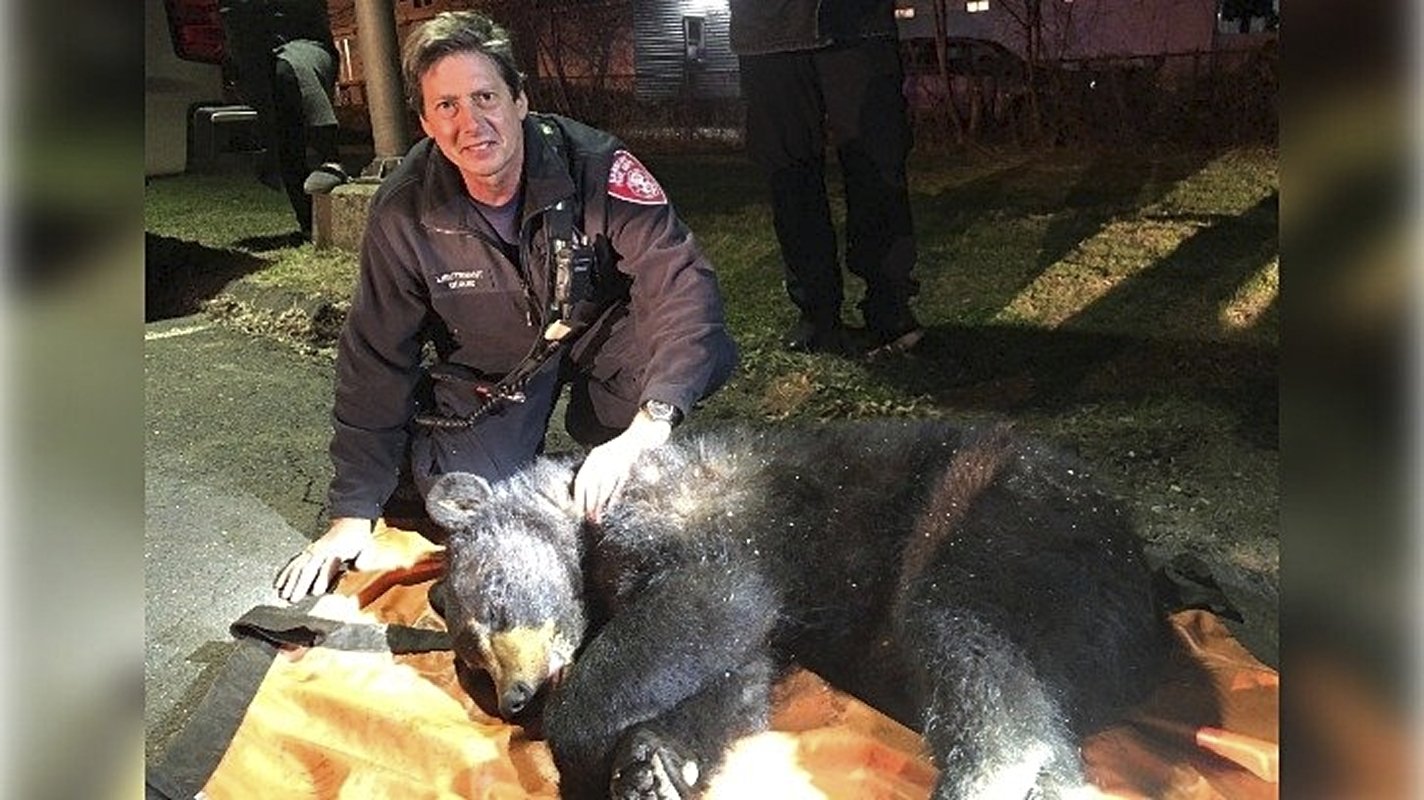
[148,524,1278,799]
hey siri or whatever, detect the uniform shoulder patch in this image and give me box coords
[607,150,668,206]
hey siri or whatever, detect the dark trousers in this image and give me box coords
[408,354,638,497]
[271,54,338,233]
[739,38,918,334]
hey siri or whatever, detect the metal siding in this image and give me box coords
[635,0,739,100]
[693,6,739,99]
[634,0,681,99]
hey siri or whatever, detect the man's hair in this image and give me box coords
[401,11,524,114]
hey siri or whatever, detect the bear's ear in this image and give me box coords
[426,472,494,530]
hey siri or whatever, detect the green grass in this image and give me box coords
[641,147,1279,425]
[146,173,299,249]
[244,246,361,298]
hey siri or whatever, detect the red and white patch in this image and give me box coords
[607,150,668,206]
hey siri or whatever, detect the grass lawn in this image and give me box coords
[146,144,1280,660]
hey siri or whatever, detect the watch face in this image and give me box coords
[643,400,678,423]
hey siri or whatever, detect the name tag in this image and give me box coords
[432,269,495,292]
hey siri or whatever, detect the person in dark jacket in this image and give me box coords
[276,11,737,601]
[220,0,345,237]
[730,0,922,356]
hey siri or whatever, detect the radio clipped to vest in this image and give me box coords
[544,199,597,343]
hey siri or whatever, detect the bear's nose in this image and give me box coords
[500,681,535,717]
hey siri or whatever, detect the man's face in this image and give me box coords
[419,51,528,200]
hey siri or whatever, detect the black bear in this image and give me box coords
[426,420,1170,799]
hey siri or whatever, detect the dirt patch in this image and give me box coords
[204,285,349,357]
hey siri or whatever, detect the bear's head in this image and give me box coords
[426,462,588,720]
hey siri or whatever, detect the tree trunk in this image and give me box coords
[932,0,967,144]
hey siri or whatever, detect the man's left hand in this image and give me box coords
[573,412,672,522]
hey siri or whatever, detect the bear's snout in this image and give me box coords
[500,680,536,718]
[483,622,572,720]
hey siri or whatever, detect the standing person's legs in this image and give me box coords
[273,40,340,236]
[272,58,315,235]
[309,124,339,165]
[817,39,921,346]
[739,51,849,351]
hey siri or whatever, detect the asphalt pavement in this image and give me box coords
[144,314,337,762]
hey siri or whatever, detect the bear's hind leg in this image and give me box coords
[610,655,775,800]
[909,613,1084,799]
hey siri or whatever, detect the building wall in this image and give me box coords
[1057,0,1218,58]
[324,0,461,115]
[893,0,1262,59]
[327,1,638,111]
[634,0,738,101]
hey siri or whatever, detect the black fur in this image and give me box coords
[429,420,1170,799]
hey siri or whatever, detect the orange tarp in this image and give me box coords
[201,524,1279,799]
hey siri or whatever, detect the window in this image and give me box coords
[1218,0,1278,33]
[966,0,989,12]
[683,15,706,62]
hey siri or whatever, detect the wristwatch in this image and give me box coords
[640,399,683,427]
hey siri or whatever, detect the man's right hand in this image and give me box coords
[274,517,377,602]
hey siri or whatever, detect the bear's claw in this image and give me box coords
[610,728,699,800]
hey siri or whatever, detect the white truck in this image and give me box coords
[145,0,259,177]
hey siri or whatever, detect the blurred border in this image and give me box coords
[7,0,147,797]
[4,0,1417,795]
[1281,0,1420,795]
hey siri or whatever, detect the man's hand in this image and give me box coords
[573,412,672,522]
[274,517,377,602]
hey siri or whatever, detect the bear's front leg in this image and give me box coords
[544,561,778,800]
[609,655,774,800]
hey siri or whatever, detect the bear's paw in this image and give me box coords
[610,727,700,800]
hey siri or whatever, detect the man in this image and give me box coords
[276,11,737,601]
[730,0,922,356]
[219,0,344,237]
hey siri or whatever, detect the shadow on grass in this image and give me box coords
[145,233,269,322]
[1038,150,1228,266]
[911,150,1223,319]
[642,153,768,217]
[878,176,1278,446]
[1063,192,1278,335]
[869,324,1277,449]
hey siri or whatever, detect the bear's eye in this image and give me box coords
[474,604,511,633]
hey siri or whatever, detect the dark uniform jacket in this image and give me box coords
[327,114,737,519]
[728,0,897,55]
